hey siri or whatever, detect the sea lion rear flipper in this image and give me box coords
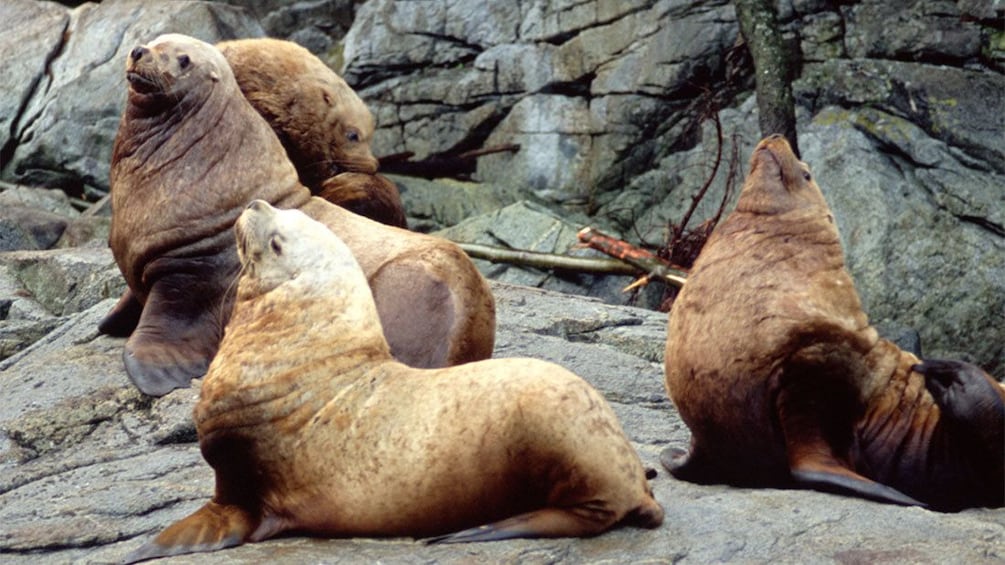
[98,289,143,337]
[122,502,255,564]
[123,277,225,396]
[789,463,925,507]
[426,505,616,544]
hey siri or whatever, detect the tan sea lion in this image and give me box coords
[122,200,664,563]
[100,33,494,396]
[662,134,1004,511]
[216,37,379,186]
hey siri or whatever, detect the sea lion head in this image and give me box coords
[317,81,378,177]
[217,38,379,187]
[233,199,371,301]
[125,34,229,106]
[736,134,830,216]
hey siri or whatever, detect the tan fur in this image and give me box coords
[104,34,494,397]
[122,202,662,562]
[217,38,379,189]
[664,134,1003,511]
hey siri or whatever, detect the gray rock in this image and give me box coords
[0,247,123,318]
[0,284,1003,564]
[842,0,982,63]
[796,59,1005,175]
[800,106,1005,376]
[0,0,69,169]
[344,0,739,205]
[0,183,80,217]
[393,174,519,232]
[0,207,68,252]
[1,0,264,194]
[219,0,357,59]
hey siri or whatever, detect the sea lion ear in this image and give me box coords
[209,71,220,82]
[322,90,333,106]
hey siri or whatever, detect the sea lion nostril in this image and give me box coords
[130,46,147,62]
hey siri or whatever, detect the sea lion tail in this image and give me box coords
[121,502,254,564]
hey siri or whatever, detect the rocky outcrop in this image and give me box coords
[2,0,1002,375]
[1,272,1003,564]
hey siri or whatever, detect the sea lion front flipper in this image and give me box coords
[98,288,143,337]
[427,505,616,544]
[781,408,926,506]
[122,502,255,564]
[370,259,454,368]
[123,276,225,396]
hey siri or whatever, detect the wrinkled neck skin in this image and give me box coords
[109,82,311,292]
[854,340,1001,509]
[196,277,390,433]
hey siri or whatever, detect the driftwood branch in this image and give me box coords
[457,243,640,276]
[578,228,687,288]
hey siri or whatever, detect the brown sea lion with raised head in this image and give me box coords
[121,201,664,562]
[100,34,494,396]
[663,134,1004,511]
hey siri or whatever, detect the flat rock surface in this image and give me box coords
[0,279,1002,564]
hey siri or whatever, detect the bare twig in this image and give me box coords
[457,243,640,275]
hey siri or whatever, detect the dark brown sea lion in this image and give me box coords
[122,201,663,563]
[662,134,1004,511]
[216,37,379,187]
[317,171,407,229]
[100,34,494,396]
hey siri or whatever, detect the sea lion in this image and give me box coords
[317,171,408,229]
[101,33,494,396]
[216,37,379,186]
[217,38,408,228]
[662,134,1004,511]
[122,201,664,563]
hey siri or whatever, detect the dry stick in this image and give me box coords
[457,243,642,276]
[577,227,687,289]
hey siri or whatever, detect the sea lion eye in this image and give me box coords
[178,54,190,69]
[346,130,360,143]
[270,236,283,255]
[802,170,811,181]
